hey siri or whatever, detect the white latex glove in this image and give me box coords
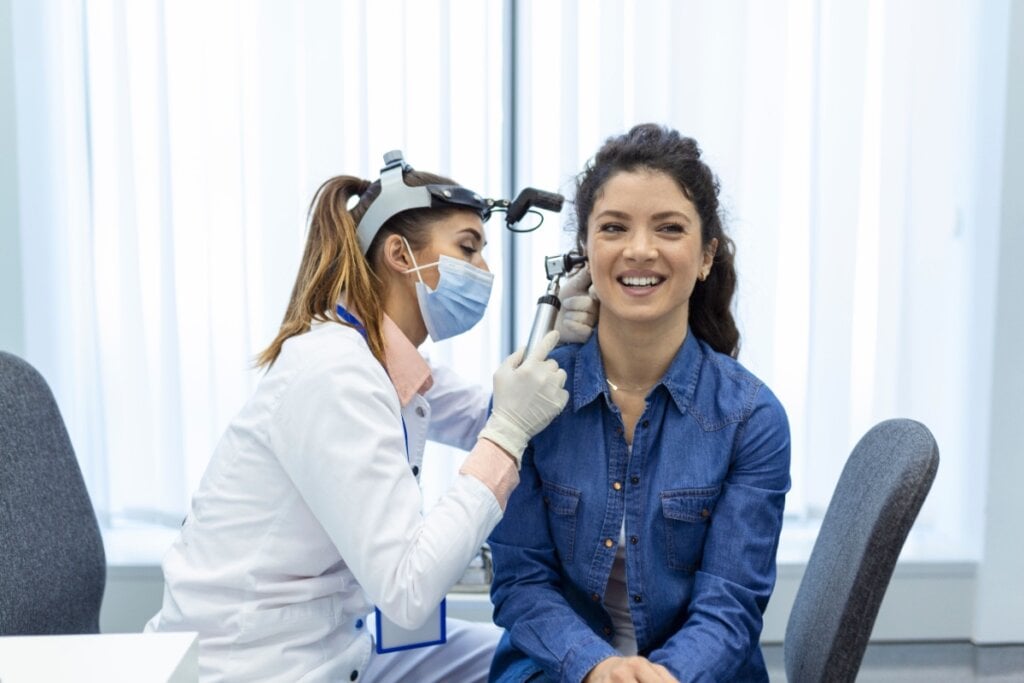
[478,330,569,467]
[555,265,598,345]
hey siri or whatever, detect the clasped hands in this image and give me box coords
[584,655,679,683]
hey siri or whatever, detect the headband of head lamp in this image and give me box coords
[355,150,492,254]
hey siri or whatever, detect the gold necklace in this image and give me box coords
[606,378,657,393]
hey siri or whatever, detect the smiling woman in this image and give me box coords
[488,124,790,683]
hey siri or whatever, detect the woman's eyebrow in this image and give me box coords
[651,211,692,223]
[593,209,631,220]
[594,209,693,223]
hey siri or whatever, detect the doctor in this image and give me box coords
[145,152,595,682]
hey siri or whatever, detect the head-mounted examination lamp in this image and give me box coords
[356,150,493,254]
[355,150,566,254]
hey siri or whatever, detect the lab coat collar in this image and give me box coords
[380,314,434,406]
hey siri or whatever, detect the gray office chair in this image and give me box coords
[784,418,939,683]
[0,351,106,634]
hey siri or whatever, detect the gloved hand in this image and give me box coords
[554,266,598,345]
[478,330,568,467]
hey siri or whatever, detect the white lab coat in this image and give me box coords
[145,319,501,682]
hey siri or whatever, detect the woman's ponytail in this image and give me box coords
[256,176,388,367]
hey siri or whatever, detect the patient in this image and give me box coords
[488,124,791,683]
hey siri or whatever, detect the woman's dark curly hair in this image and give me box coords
[573,123,740,358]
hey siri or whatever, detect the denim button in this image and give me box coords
[630,535,638,545]
[633,594,642,603]
[612,481,622,491]
[641,419,650,428]
[604,538,614,548]
[630,475,640,485]
[591,593,600,602]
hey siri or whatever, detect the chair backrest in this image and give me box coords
[784,418,939,683]
[0,351,106,635]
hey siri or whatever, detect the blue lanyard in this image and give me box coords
[336,304,367,339]
[336,304,410,459]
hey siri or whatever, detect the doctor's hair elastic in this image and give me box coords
[572,123,740,359]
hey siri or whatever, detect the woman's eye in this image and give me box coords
[599,223,626,233]
[659,223,685,234]
[460,244,478,256]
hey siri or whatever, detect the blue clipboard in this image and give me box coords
[374,599,447,654]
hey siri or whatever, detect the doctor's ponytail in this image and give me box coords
[257,175,388,367]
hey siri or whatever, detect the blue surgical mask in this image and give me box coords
[402,238,494,342]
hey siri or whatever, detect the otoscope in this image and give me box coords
[523,251,588,357]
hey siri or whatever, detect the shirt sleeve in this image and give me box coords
[489,445,618,683]
[267,341,503,630]
[424,360,492,451]
[647,385,791,682]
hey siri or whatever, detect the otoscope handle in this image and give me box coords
[507,188,565,225]
[524,294,561,359]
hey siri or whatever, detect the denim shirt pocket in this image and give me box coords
[542,481,581,564]
[660,485,722,573]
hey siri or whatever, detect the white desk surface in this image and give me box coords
[0,631,198,682]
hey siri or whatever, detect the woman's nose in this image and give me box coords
[623,230,656,261]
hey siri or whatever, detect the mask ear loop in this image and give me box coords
[400,236,428,284]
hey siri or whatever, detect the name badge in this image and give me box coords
[374,599,447,654]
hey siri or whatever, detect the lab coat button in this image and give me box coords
[355,619,363,629]
[415,406,426,417]
[411,465,420,476]
[350,671,358,681]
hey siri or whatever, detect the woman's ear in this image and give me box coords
[701,238,719,279]
[380,234,415,275]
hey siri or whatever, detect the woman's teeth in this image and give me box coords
[620,276,661,287]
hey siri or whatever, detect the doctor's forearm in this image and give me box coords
[459,438,519,511]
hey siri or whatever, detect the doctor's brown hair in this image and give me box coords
[256,169,463,368]
[573,123,740,358]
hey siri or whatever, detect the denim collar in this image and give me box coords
[572,326,704,415]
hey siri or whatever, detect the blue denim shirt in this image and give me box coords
[489,329,790,683]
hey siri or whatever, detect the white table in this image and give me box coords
[0,632,197,682]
